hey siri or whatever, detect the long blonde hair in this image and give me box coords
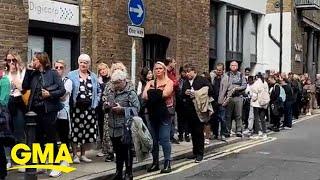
[153,61,169,81]
[5,48,24,72]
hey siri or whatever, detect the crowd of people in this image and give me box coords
[0,48,320,180]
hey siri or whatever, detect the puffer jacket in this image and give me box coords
[103,81,140,138]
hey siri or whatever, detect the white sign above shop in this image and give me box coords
[28,0,79,26]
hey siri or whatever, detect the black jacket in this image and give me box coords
[182,75,214,112]
[22,69,66,113]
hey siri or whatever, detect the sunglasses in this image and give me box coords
[55,66,64,70]
[6,58,17,63]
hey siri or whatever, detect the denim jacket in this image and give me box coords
[68,70,101,109]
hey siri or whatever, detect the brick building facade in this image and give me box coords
[0,0,210,79]
[266,0,320,77]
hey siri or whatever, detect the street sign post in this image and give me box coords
[128,0,145,85]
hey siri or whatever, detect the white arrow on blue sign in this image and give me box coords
[128,0,145,26]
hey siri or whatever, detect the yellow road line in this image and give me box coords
[135,137,277,180]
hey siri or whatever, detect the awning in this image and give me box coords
[302,16,320,31]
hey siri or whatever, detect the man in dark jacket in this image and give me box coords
[182,63,213,163]
[22,52,65,172]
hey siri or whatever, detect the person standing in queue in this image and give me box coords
[143,61,174,173]
[22,52,66,177]
[68,54,101,164]
[182,63,214,163]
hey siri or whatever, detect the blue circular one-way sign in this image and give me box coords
[128,0,145,26]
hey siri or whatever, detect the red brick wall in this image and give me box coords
[0,0,28,61]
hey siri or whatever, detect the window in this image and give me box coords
[226,8,243,61]
[209,2,217,70]
[143,34,170,69]
[250,14,258,63]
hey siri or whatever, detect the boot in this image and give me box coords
[113,160,123,180]
[147,160,159,172]
[112,171,123,180]
[160,160,171,173]
[124,171,133,180]
[124,150,133,180]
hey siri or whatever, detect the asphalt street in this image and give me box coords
[137,116,320,180]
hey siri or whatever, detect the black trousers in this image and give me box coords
[176,105,189,136]
[111,137,133,174]
[271,113,281,129]
[189,111,204,156]
[0,144,7,179]
[97,106,104,143]
[56,119,70,149]
[35,111,59,163]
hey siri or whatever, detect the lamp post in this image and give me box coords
[24,111,37,180]
[268,0,283,73]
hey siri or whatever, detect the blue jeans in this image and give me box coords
[284,101,293,128]
[148,120,172,161]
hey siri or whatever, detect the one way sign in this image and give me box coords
[128,0,145,26]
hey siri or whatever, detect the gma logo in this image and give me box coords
[7,143,76,173]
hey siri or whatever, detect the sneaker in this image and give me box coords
[250,135,260,140]
[243,129,250,135]
[96,152,106,157]
[185,135,190,142]
[260,134,268,139]
[49,169,62,177]
[204,139,210,145]
[220,135,227,141]
[258,131,263,136]
[230,130,236,136]
[6,161,12,169]
[73,155,80,164]
[105,153,114,162]
[283,127,292,130]
[306,112,312,116]
[18,168,26,173]
[80,156,92,163]
[195,155,203,163]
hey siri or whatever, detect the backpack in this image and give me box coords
[257,85,270,106]
[279,85,286,102]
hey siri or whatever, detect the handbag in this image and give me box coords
[22,90,31,106]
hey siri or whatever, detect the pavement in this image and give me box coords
[6,110,320,180]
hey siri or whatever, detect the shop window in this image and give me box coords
[143,34,170,69]
[250,14,258,64]
[226,8,243,61]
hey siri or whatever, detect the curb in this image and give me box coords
[80,113,320,180]
[83,138,243,180]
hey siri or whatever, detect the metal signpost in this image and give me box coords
[128,0,145,85]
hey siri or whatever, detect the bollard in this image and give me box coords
[24,111,37,180]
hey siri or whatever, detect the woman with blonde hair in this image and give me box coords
[110,61,128,74]
[5,48,26,169]
[143,61,174,173]
[96,62,114,162]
